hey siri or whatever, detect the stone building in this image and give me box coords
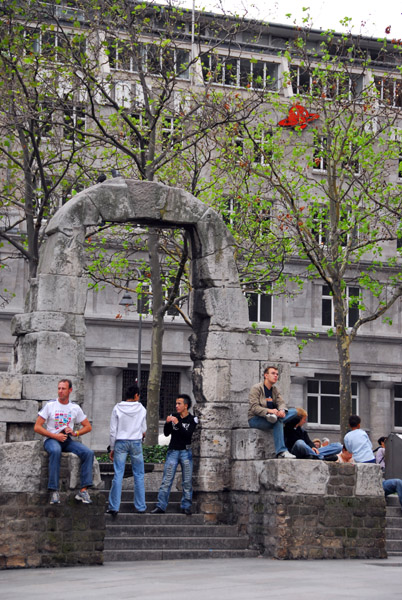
[0,2,401,450]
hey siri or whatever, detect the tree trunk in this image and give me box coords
[146,230,164,445]
[333,290,352,438]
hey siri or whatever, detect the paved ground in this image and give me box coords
[1,557,402,600]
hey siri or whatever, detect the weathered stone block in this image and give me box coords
[0,400,39,422]
[34,274,88,315]
[0,441,42,493]
[11,312,86,337]
[0,374,22,400]
[231,402,250,428]
[193,457,230,492]
[232,428,275,460]
[37,230,86,277]
[260,459,330,495]
[15,332,78,375]
[231,460,265,492]
[22,375,83,403]
[191,287,249,330]
[196,429,231,458]
[355,463,384,496]
[68,454,102,489]
[195,403,232,429]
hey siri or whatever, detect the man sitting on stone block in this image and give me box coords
[248,365,297,459]
[34,379,94,505]
[284,407,342,460]
[383,479,402,509]
[343,415,375,463]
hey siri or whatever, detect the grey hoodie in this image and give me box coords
[109,401,147,450]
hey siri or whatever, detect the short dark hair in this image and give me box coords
[58,379,72,389]
[349,415,361,428]
[124,385,140,400]
[264,365,278,375]
[178,394,192,409]
[378,436,387,445]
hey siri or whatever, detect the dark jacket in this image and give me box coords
[284,415,314,451]
[248,382,287,420]
[164,412,197,450]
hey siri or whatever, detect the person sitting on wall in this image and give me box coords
[375,436,387,471]
[284,407,342,460]
[312,438,322,449]
[151,394,197,516]
[343,415,375,463]
[34,379,94,505]
[383,479,402,510]
[248,365,297,459]
[336,445,355,464]
[321,437,330,447]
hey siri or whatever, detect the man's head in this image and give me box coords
[263,366,279,388]
[176,394,191,416]
[58,379,72,404]
[322,437,330,447]
[378,436,387,448]
[124,385,140,402]
[312,438,321,449]
[295,407,307,427]
[349,415,361,429]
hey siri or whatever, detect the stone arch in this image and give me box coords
[11,179,298,494]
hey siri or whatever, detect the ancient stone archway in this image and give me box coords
[10,178,297,494]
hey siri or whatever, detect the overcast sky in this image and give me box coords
[181,0,400,39]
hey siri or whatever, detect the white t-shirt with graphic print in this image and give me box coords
[38,400,87,434]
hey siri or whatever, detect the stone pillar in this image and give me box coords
[88,367,122,451]
[290,375,307,408]
[367,379,393,444]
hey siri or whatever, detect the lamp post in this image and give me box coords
[119,280,143,392]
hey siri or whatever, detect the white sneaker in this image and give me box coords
[277,451,296,459]
[266,414,277,424]
[49,491,60,504]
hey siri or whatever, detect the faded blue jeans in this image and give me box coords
[290,439,343,459]
[383,479,402,508]
[44,437,94,491]
[108,439,146,513]
[156,449,193,511]
[248,408,298,455]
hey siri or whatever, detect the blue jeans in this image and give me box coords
[156,449,193,511]
[290,439,343,459]
[44,437,94,490]
[383,479,402,508]
[248,408,298,455]
[108,440,146,512]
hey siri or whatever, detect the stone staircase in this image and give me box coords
[386,496,402,556]
[100,466,257,561]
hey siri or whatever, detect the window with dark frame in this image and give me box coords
[321,285,359,328]
[246,290,272,323]
[307,379,358,425]
[394,385,402,427]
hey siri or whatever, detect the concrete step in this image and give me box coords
[386,516,402,528]
[386,540,402,553]
[386,506,402,518]
[105,536,249,550]
[103,548,259,561]
[386,528,402,540]
[386,496,401,507]
[105,513,205,525]
[105,523,239,537]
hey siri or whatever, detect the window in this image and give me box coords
[201,54,277,90]
[123,369,180,419]
[63,106,86,142]
[222,197,240,225]
[290,65,311,95]
[375,77,402,108]
[307,380,358,425]
[313,136,327,172]
[108,40,189,79]
[41,31,86,64]
[395,385,402,427]
[321,285,359,327]
[291,66,363,100]
[245,290,272,323]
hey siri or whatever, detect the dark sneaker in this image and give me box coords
[181,508,192,515]
[151,507,165,514]
[106,508,118,517]
[75,490,93,504]
[323,454,338,462]
[49,491,60,504]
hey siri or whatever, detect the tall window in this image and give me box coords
[313,136,328,172]
[63,106,86,142]
[201,54,278,90]
[395,385,402,427]
[307,380,358,425]
[375,77,402,108]
[321,285,359,327]
[246,291,272,323]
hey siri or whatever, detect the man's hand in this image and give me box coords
[312,447,319,454]
[54,431,68,442]
[109,450,114,461]
[166,415,178,425]
[276,410,286,419]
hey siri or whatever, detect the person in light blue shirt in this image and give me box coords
[344,415,375,463]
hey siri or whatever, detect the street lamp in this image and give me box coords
[119,282,143,392]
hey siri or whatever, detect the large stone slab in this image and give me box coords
[196,429,231,459]
[260,459,330,495]
[37,229,86,277]
[232,428,275,460]
[0,374,22,400]
[11,312,86,337]
[231,459,265,492]
[22,375,84,403]
[0,441,42,492]
[68,453,102,489]
[34,273,88,315]
[191,287,249,330]
[355,463,384,496]
[14,332,78,375]
[193,457,230,492]
[0,400,39,422]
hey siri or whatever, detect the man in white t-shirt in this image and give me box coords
[34,379,94,505]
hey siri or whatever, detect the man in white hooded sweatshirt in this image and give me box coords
[106,385,147,516]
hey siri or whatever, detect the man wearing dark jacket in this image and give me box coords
[284,408,342,459]
[151,394,197,515]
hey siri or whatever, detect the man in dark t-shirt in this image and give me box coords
[151,394,197,515]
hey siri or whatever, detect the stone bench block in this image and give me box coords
[260,459,330,495]
[355,463,384,496]
[231,460,265,492]
[194,457,230,492]
[0,400,38,423]
[0,374,22,400]
[231,428,275,460]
